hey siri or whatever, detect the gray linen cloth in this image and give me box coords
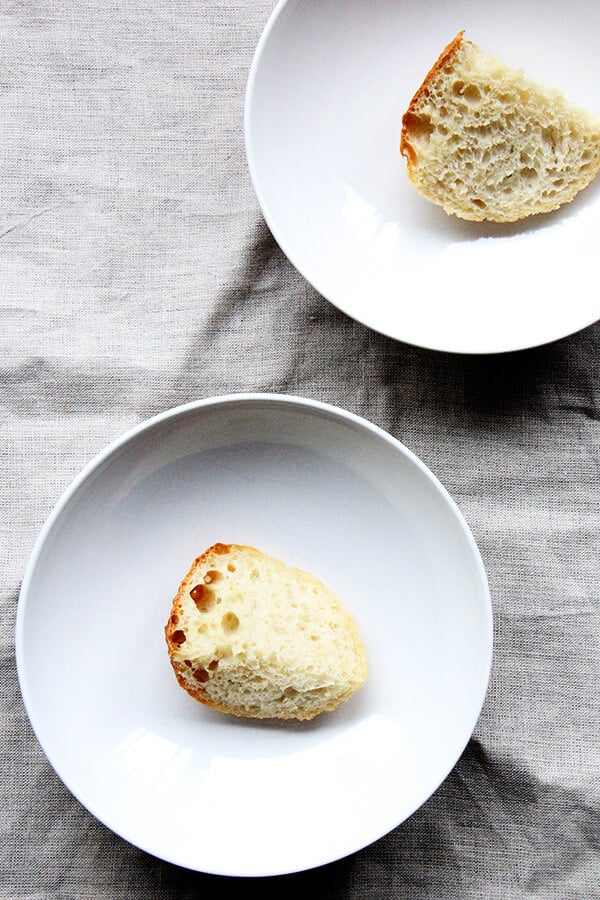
[1,2,599,897]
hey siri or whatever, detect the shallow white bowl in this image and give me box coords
[17,394,492,876]
[245,0,600,353]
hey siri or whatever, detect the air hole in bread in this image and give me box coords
[190,583,215,612]
[462,83,481,103]
[520,167,537,181]
[541,126,557,149]
[472,198,486,209]
[227,563,236,572]
[403,112,434,143]
[193,668,210,683]
[171,629,186,645]
[221,612,240,633]
[204,569,222,584]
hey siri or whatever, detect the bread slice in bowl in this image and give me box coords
[400,31,600,222]
[165,543,367,721]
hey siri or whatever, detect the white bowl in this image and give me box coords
[17,394,492,876]
[245,0,600,353]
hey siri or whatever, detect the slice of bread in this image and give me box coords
[400,31,600,222]
[164,543,367,721]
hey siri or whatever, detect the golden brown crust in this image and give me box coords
[400,30,465,165]
[169,657,220,711]
[164,542,252,711]
[164,546,229,665]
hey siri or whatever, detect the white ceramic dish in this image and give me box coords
[245,0,600,353]
[17,394,492,876]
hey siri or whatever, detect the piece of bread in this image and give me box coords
[400,31,600,222]
[164,543,367,721]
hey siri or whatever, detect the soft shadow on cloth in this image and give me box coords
[152,216,600,441]
[357,318,600,436]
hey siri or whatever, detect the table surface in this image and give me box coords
[2,2,599,897]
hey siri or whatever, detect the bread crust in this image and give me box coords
[400,30,465,166]
[164,542,235,713]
